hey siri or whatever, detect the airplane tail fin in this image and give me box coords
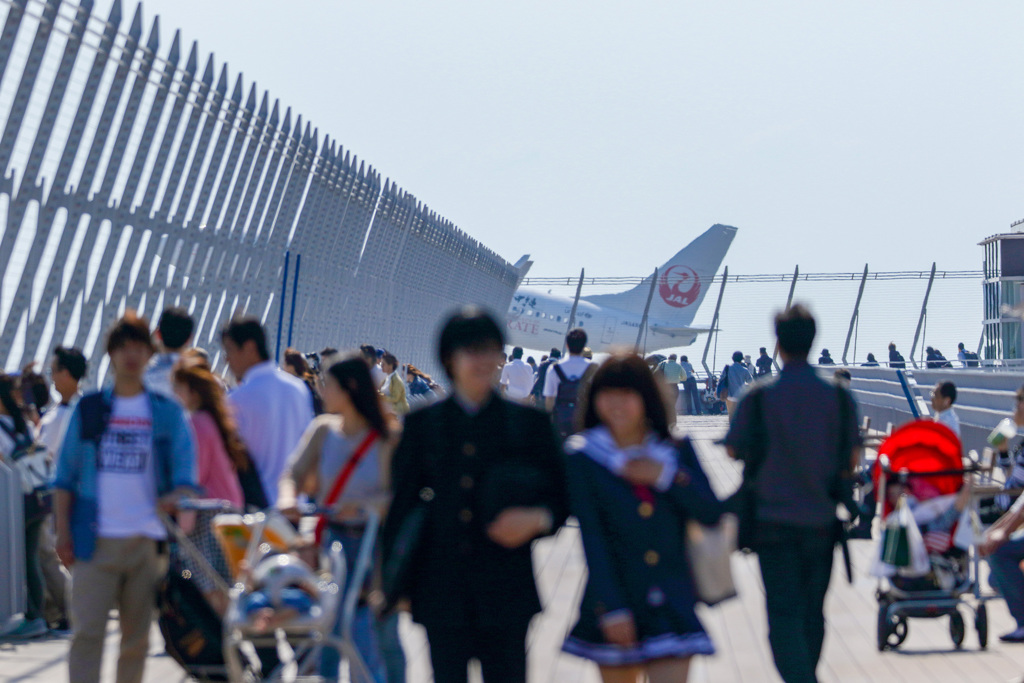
[582,224,736,326]
[512,255,533,288]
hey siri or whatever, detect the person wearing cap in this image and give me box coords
[382,307,569,683]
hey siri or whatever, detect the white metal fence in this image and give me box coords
[0,0,522,384]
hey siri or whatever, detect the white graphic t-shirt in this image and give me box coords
[97,393,165,539]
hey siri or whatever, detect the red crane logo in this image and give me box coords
[658,266,701,308]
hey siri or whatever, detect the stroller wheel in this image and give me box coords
[876,604,889,652]
[976,603,988,650]
[877,602,908,651]
[950,610,965,649]
[891,617,909,648]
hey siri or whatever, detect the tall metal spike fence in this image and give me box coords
[0,0,520,384]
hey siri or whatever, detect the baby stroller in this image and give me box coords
[871,421,989,652]
[158,500,379,682]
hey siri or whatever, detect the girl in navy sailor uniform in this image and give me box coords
[562,353,723,683]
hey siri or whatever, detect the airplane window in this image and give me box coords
[556,316,561,322]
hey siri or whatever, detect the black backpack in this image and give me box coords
[551,365,585,441]
[716,365,730,400]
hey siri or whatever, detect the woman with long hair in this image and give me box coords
[0,373,48,639]
[278,354,402,683]
[283,347,324,415]
[562,353,723,683]
[171,356,247,614]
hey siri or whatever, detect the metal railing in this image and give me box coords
[812,365,1024,458]
[0,460,26,630]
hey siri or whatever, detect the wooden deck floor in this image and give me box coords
[4,415,1024,682]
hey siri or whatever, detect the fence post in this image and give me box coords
[287,253,301,349]
[909,262,937,369]
[842,264,869,365]
[0,461,26,628]
[635,268,659,354]
[276,251,290,363]
[772,265,799,371]
[563,268,585,356]
[701,267,728,379]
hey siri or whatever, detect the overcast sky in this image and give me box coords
[136,0,1024,279]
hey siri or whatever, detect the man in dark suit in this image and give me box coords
[382,308,569,683]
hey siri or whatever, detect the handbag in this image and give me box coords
[881,500,911,567]
[686,513,738,605]
[716,365,730,400]
[381,406,452,613]
[381,492,430,613]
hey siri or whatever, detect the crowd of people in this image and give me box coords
[3,301,1024,683]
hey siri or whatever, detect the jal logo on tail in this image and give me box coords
[659,266,701,308]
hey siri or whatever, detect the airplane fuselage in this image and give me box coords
[505,288,700,354]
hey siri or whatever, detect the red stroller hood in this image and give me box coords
[873,420,963,516]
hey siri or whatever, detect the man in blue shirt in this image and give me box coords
[725,304,860,683]
[679,355,703,415]
[55,312,197,683]
[724,350,753,419]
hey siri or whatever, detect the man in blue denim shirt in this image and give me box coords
[54,312,197,683]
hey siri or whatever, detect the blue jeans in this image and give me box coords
[320,528,387,683]
[376,611,406,683]
[988,535,1024,628]
[684,379,703,415]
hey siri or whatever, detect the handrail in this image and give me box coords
[895,370,921,419]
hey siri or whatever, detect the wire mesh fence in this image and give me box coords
[525,269,983,375]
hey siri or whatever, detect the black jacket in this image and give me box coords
[382,393,569,632]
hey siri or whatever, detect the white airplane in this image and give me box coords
[505,224,737,354]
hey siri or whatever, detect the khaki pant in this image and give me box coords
[726,398,739,420]
[69,537,161,683]
[38,519,70,624]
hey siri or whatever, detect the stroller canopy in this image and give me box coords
[873,420,963,514]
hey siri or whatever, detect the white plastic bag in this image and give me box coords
[953,506,985,551]
[902,504,931,577]
[870,496,930,578]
